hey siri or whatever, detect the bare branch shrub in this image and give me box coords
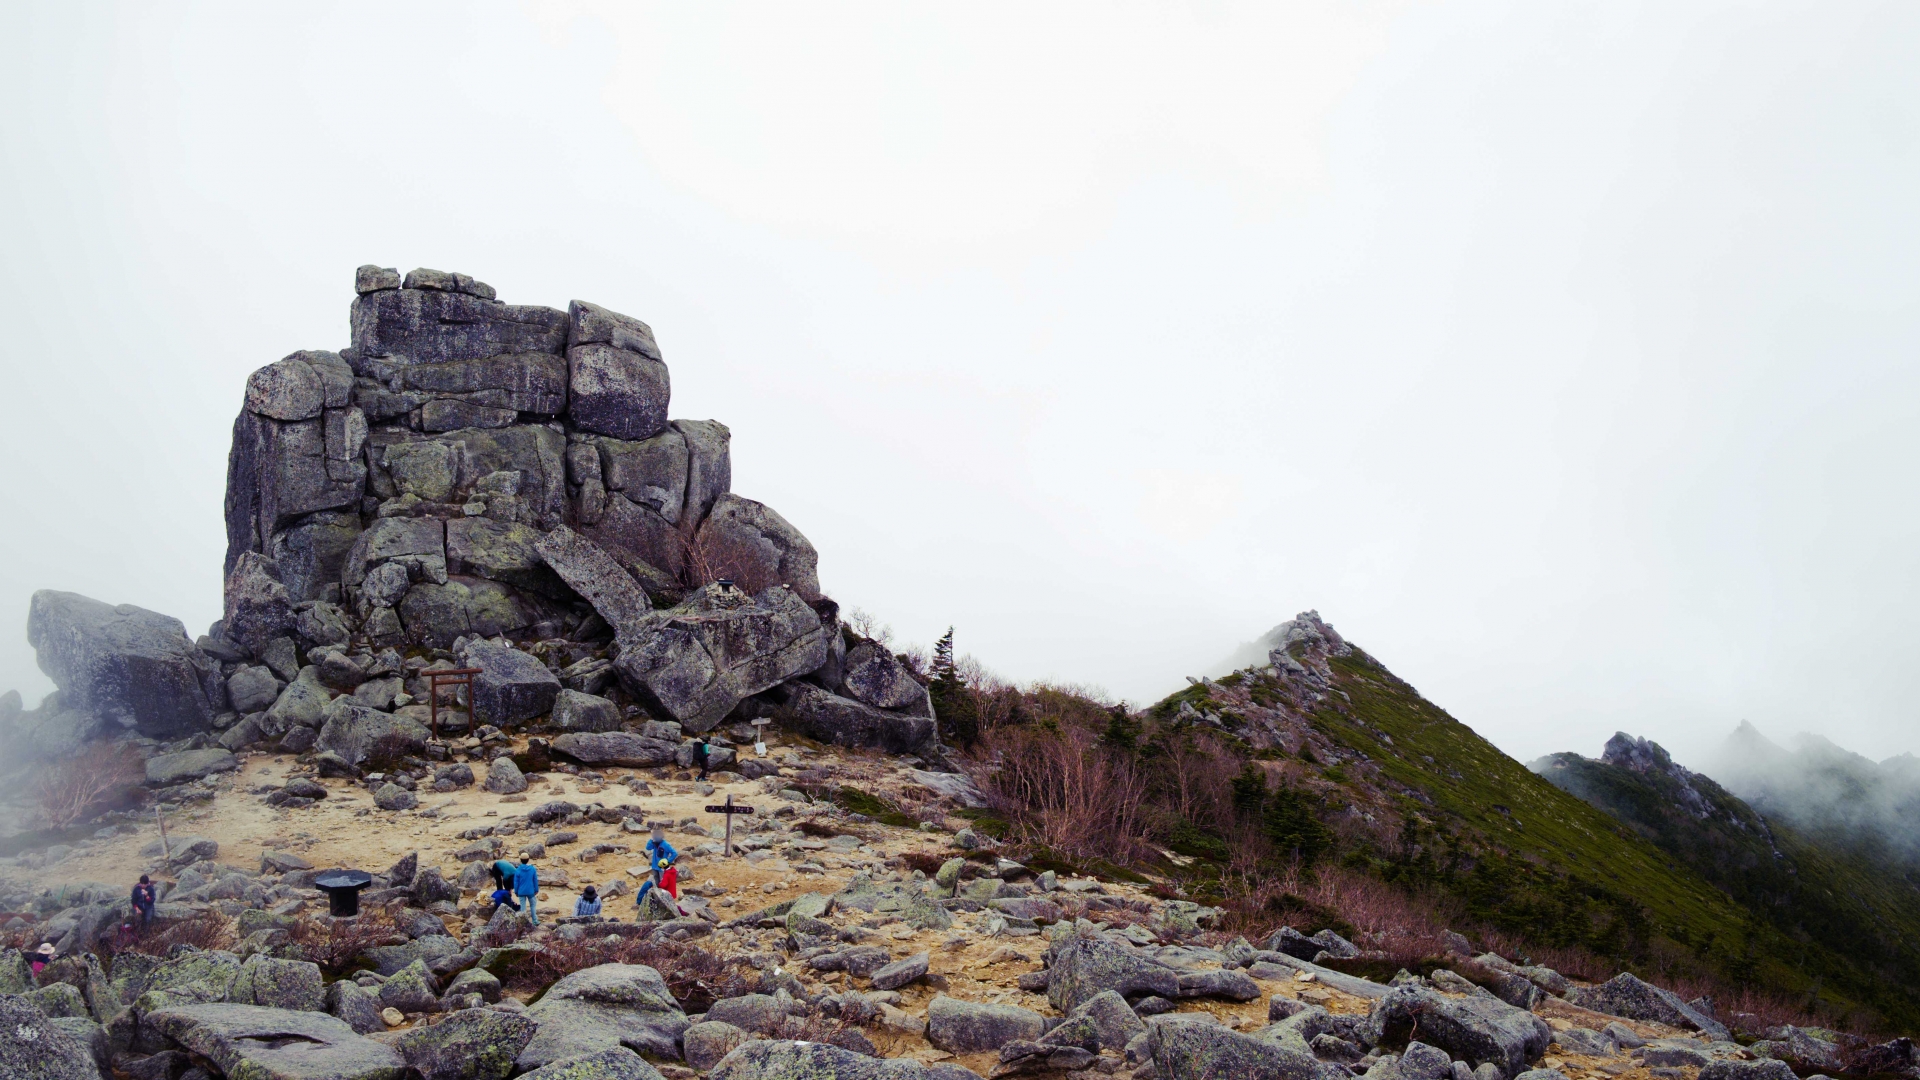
[285,909,404,976]
[844,609,892,646]
[504,934,756,1012]
[678,528,778,594]
[969,724,1151,863]
[34,742,144,829]
[116,910,235,957]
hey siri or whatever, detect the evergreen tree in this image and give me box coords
[1101,705,1138,752]
[1264,783,1333,866]
[1231,763,1268,816]
[927,627,978,747]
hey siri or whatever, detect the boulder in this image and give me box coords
[394,1007,538,1080]
[0,993,101,1080]
[363,936,462,978]
[770,682,938,756]
[464,641,561,726]
[517,1047,668,1080]
[568,344,670,442]
[328,978,387,1035]
[445,969,501,1003]
[552,690,623,733]
[840,641,930,713]
[375,783,419,811]
[145,748,239,786]
[1175,969,1261,1001]
[611,583,829,733]
[227,664,283,714]
[1697,1062,1796,1080]
[706,994,790,1036]
[224,552,297,654]
[831,874,952,932]
[1267,928,1321,961]
[413,867,460,907]
[685,1020,753,1071]
[869,951,929,991]
[350,280,567,364]
[692,495,822,602]
[227,953,325,1012]
[1750,1027,1845,1074]
[711,1039,932,1080]
[27,590,218,739]
[25,982,89,1019]
[484,757,528,794]
[1070,989,1145,1052]
[516,964,689,1071]
[1046,932,1181,1012]
[1565,975,1728,1041]
[314,700,430,768]
[1149,1018,1335,1080]
[379,959,441,1014]
[263,666,333,735]
[1368,986,1551,1079]
[532,526,653,635]
[926,994,1045,1053]
[134,948,243,1012]
[552,732,678,768]
[142,1002,405,1079]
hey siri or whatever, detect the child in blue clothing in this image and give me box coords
[634,824,679,909]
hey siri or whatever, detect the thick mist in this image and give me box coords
[1699,723,1920,866]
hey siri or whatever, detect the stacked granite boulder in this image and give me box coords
[4,267,939,777]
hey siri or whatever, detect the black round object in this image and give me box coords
[315,869,374,917]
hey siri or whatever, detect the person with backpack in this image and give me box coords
[575,886,601,917]
[693,736,710,780]
[512,856,541,924]
[129,875,157,934]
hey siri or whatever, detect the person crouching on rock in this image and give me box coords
[130,874,157,934]
[28,944,55,977]
[488,883,520,914]
[513,856,541,924]
[575,886,601,917]
[490,859,516,893]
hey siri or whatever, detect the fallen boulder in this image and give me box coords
[1047,932,1181,1012]
[27,590,219,739]
[611,583,829,733]
[464,641,561,726]
[145,748,239,786]
[771,682,938,756]
[926,993,1045,1053]
[551,731,678,768]
[395,1007,538,1080]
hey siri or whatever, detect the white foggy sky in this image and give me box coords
[2,1,1916,768]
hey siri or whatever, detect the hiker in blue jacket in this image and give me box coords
[512,856,541,924]
[634,824,679,908]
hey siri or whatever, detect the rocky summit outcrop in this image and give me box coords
[4,266,944,766]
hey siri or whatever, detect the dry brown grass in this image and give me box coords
[34,742,144,829]
[504,934,757,1012]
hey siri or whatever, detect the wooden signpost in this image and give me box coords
[703,793,757,856]
[750,717,771,756]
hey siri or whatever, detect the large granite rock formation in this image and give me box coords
[8,267,939,765]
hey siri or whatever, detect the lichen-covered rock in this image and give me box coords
[143,1001,405,1079]
[693,495,822,602]
[445,968,501,1004]
[485,756,528,794]
[710,1039,928,1080]
[224,552,297,654]
[315,699,429,768]
[552,690,622,733]
[228,953,325,1012]
[1046,932,1181,1013]
[926,994,1045,1053]
[705,994,790,1036]
[329,978,387,1034]
[569,343,670,442]
[25,982,89,1019]
[516,964,689,1071]
[394,1007,537,1080]
[463,641,561,726]
[1151,1016,1335,1080]
[1069,989,1145,1052]
[0,993,101,1080]
[362,937,462,978]
[27,590,219,740]
[227,664,283,713]
[771,682,938,756]
[551,731,678,768]
[1697,1061,1796,1080]
[831,874,951,932]
[611,583,829,733]
[378,959,441,1015]
[518,1046,669,1080]
[1368,986,1550,1080]
[685,1020,753,1071]
[375,782,420,811]
[1174,968,1261,1001]
[839,641,930,713]
[1565,974,1728,1041]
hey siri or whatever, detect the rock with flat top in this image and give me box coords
[27,590,220,740]
[142,1002,405,1080]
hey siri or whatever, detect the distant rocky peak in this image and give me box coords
[1602,732,1686,778]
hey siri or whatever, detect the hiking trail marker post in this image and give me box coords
[704,793,757,857]
[751,717,771,756]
